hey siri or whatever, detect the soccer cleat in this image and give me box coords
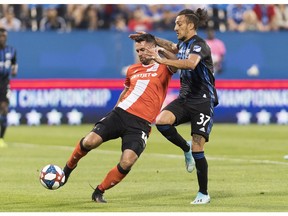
[0,138,7,148]
[62,164,77,186]
[184,141,195,173]
[191,192,211,205]
[92,187,107,203]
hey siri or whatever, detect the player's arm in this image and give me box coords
[114,86,129,108]
[157,47,178,73]
[154,53,201,70]
[11,50,18,77]
[11,64,18,77]
[129,31,178,54]
[154,37,178,54]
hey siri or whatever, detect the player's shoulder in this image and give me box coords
[126,63,142,75]
[4,45,17,52]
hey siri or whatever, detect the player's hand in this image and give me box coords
[129,31,146,40]
[145,46,164,64]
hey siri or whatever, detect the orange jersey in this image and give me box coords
[117,63,172,123]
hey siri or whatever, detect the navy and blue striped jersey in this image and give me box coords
[176,35,218,107]
[0,45,17,83]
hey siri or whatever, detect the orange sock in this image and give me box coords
[98,164,129,192]
[67,139,89,169]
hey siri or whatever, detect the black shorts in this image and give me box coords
[91,107,151,157]
[162,98,215,142]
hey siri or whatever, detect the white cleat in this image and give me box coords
[191,192,211,205]
[184,141,195,173]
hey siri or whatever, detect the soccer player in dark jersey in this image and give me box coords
[130,8,218,204]
[61,33,177,203]
[0,28,18,148]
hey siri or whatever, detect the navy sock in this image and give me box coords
[156,124,190,152]
[193,151,208,195]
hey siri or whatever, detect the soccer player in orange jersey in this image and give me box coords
[62,33,177,203]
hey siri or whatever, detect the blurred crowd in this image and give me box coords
[0,4,288,32]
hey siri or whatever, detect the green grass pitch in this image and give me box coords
[0,124,287,212]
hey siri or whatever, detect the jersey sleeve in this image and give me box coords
[124,66,132,88]
[189,41,210,60]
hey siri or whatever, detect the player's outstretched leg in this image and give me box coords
[156,124,195,173]
[62,164,77,185]
[184,141,195,173]
[62,138,90,186]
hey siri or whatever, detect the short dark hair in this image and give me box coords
[178,8,208,30]
[134,33,156,45]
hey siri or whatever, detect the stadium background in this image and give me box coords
[4,4,288,125]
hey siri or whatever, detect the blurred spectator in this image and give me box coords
[207,4,228,31]
[253,4,278,31]
[227,4,258,31]
[205,28,226,74]
[0,6,22,31]
[127,7,152,32]
[153,9,175,31]
[72,5,99,31]
[39,5,67,31]
[110,14,127,31]
[66,4,86,30]
[144,5,163,23]
[274,4,288,30]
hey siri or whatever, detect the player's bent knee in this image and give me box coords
[119,159,134,170]
[83,134,102,150]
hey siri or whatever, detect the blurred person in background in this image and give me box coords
[227,4,258,32]
[253,4,278,31]
[274,4,288,31]
[153,9,176,31]
[0,6,22,31]
[39,5,67,31]
[73,5,99,31]
[205,27,226,74]
[128,7,152,32]
[0,28,17,148]
[110,14,127,31]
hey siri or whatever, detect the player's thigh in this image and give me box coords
[190,101,214,143]
[160,98,190,125]
[122,118,150,159]
[91,110,124,142]
[122,132,147,159]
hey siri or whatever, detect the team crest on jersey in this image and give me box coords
[147,64,159,72]
[193,45,201,53]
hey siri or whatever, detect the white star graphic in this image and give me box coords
[67,109,83,125]
[276,109,288,125]
[46,109,62,125]
[256,109,271,125]
[236,109,252,125]
[7,109,21,126]
[26,109,42,126]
